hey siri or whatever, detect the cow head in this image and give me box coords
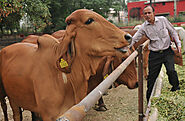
[57,9,137,90]
[113,49,138,89]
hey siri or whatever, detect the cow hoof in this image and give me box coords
[94,104,108,111]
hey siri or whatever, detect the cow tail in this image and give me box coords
[0,50,5,96]
[0,50,9,121]
[0,49,7,96]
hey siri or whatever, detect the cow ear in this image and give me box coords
[56,33,76,73]
[102,56,114,78]
[87,56,113,79]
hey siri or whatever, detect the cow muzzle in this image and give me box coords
[115,46,130,54]
[115,33,132,53]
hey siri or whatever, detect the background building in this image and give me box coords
[127,0,185,21]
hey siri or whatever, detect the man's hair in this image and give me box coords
[144,5,155,12]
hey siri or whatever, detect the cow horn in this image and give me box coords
[102,56,113,78]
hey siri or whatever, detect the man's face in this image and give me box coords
[143,6,155,23]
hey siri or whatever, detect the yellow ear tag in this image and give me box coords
[104,74,109,80]
[60,58,68,68]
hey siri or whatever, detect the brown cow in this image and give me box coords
[51,30,65,39]
[121,29,149,79]
[0,9,137,121]
[21,30,65,45]
[22,29,137,113]
[21,35,39,44]
[22,30,137,114]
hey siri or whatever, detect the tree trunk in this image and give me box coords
[10,28,13,35]
[0,27,4,35]
[117,11,120,23]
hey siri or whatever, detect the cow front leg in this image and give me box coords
[32,111,43,121]
[94,97,107,111]
[9,99,22,121]
[0,98,8,121]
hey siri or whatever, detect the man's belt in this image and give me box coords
[151,47,170,53]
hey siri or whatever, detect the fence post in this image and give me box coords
[138,45,144,121]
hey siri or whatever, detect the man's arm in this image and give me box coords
[164,17,181,52]
[129,28,145,48]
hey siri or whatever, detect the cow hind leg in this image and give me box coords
[32,111,43,121]
[19,107,23,121]
[0,98,8,121]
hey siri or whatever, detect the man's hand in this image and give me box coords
[128,44,133,49]
[178,46,181,53]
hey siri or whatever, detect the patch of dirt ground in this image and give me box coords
[0,83,147,121]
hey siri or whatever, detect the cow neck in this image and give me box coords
[52,42,88,103]
[66,56,88,103]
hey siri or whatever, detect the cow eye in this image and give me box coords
[85,18,94,25]
[67,20,71,25]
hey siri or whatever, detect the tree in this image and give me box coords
[0,0,22,22]
[21,0,51,33]
[0,0,51,35]
[0,0,22,34]
[44,0,123,32]
[1,0,124,34]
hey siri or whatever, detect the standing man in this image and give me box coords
[130,5,181,102]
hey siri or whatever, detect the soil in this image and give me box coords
[0,83,147,121]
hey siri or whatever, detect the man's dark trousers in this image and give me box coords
[146,47,179,102]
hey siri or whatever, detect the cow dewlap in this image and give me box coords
[62,72,68,84]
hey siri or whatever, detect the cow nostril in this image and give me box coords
[135,82,139,88]
[124,34,132,43]
[122,58,126,62]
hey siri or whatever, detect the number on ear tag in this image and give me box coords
[60,58,68,68]
[104,74,109,80]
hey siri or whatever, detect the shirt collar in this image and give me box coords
[145,17,159,25]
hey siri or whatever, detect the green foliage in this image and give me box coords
[115,18,144,27]
[151,50,185,121]
[167,15,185,23]
[21,0,51,31]
[0,0,23,34]
[0,0,22,21]
[152,92,185,121]
[2,12,21,30]
[115,15,185,28]
[1,0,125,34]
[0,0,51,34]
[44,0,125,32]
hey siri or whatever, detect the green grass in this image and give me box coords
[151,49,185,121]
